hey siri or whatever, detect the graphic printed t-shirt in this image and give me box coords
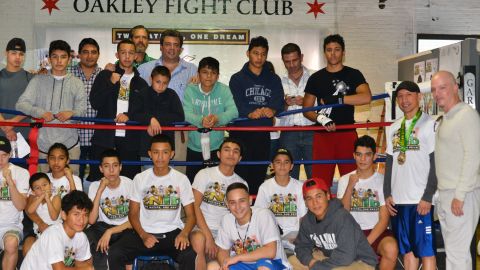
[254,177,306,235]
[132,168,194,233]
[192,166,247,231]
[47,173,83,198]
[386,113,435,204]
[0,163,29,229]
[337,171,385,230]
[20,223,91,270]
[116,72,134,137]
[88,176,133,225]
[304,66,366,125]
[216,207,291,268]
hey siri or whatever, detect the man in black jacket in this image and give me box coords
[88,39,148,181]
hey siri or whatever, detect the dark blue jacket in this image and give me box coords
[229,62,284,127]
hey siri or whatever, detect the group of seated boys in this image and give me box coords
[0,132,404,270]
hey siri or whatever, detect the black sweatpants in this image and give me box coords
[85,222,131,270]
[228,130,270,195]
[107,228,196,270]
[185,148,219,183]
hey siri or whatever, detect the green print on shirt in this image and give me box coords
[232,236,261,255]
[0,181,10,200]
[100,195,129,219]
[118,77,130,101]
[143,185,180,210]
[202,181,227,207]
[392,129,420,152]
[64,247,75,267]
[54,185,69,198]
[351,188,380,212]
[269,193,297,217]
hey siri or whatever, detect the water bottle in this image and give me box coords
[10,141,18,158]
[200,132,211,160]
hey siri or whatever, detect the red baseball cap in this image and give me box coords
[302,178,330,196]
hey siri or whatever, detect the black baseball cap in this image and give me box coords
[272,148,293,162]
[0,136,12,154]
[6,38,26,53]
[396,81,420,93]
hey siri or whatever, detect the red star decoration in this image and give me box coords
[307,0,326,19]
[42,0,60,15]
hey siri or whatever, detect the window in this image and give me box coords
[417,34,480,53]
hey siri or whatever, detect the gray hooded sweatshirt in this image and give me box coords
[16,73,86,152]
[294,198,378,269]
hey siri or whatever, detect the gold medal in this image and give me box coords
[397,152,406,165]
[397,110,421,166]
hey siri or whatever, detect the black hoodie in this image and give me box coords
[129,86,184,156]
[294,199,377,269]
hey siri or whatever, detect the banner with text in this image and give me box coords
[112,29,250,45]
[36,0,335,29]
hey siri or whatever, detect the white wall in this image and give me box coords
[0,1,35,67]
[37,27,325,85]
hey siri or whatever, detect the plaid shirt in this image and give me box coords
[68,64,102,146]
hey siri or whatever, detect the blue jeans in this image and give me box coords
[279,130,314,179]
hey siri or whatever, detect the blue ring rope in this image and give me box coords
[0,93,389,126]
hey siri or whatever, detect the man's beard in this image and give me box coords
[136,44,146,53]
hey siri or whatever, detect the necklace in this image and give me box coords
[235,209,252,254]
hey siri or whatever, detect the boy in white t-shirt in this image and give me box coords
[22,173,62,257]
[255,148,306,253]
[108,134,197,270]
[337,135,398,270]
[26,143,83,245]
[85,149,133,270]
[190,138,247,270]
[20,190,94,270]
[212,182,291,270]
[0,136,29,270]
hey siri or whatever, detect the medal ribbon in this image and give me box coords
[399,110,422,153]
[235,209,252,254]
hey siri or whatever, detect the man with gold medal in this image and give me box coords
[383,81,438,270]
